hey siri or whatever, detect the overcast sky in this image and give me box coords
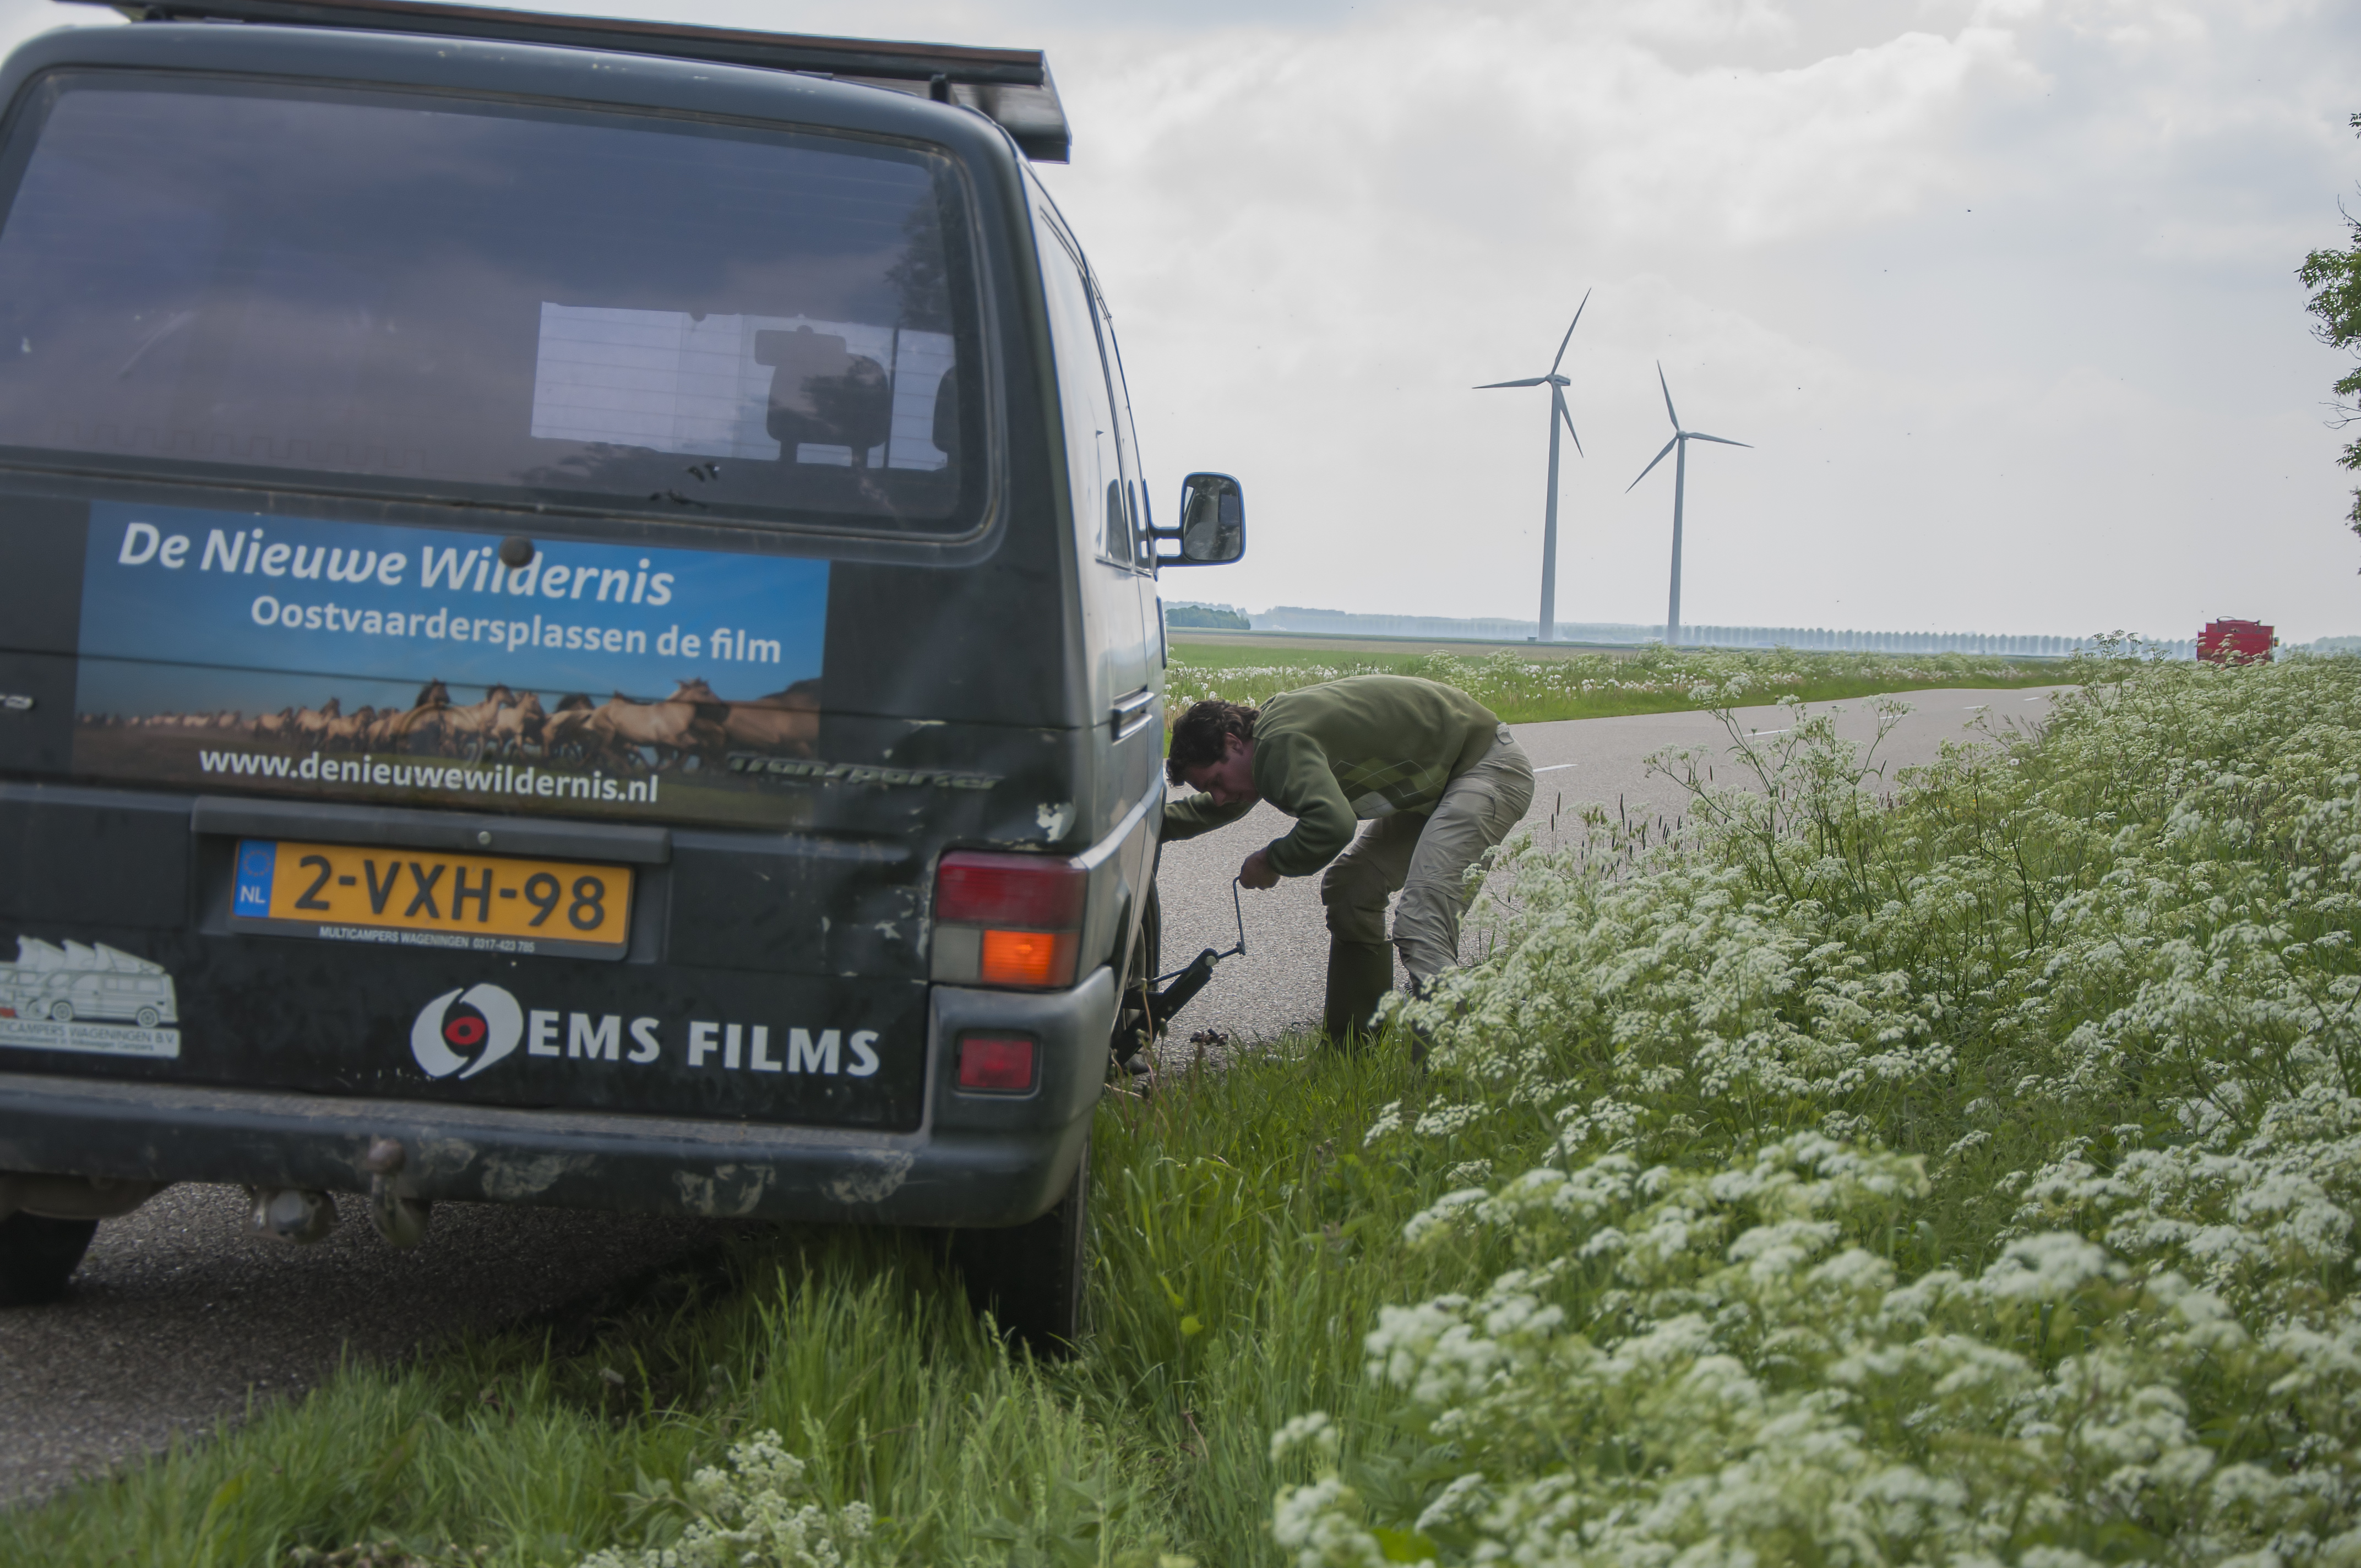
[7,0,2360,640]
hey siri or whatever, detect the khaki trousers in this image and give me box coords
[1318,724,1535,982]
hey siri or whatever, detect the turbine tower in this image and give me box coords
[1626,362,1749,647]
[1475,291,1589,642]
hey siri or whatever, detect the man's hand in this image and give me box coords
[1238,848,1280,890]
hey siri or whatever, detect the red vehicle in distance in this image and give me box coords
[2198,619,2277,665]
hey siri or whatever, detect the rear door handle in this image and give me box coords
[1110,686,1156,740]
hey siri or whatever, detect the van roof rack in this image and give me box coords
[62,0,1071,160]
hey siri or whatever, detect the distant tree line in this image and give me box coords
[1163,602,1250,630]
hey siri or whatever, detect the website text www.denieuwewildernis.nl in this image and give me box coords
[197,748,659,805]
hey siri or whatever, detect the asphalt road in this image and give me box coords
[0,1186,732,1503]
[0,682,2068,1509]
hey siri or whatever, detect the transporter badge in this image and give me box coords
[410,983,523,1080]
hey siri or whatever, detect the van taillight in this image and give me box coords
[956,1033,1037,1091]
[931,852,1085,989]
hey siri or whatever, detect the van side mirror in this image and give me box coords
[1157,473,1245,567]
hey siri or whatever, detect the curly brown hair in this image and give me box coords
[1165,699,1258,785]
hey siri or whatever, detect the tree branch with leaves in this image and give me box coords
[2299,111,2361,545]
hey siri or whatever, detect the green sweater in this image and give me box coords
[1163,675,1502,876]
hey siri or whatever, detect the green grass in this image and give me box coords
[0,1232,1185,1565]
[1167,641,2064,726]
[3,1048,1467,1566]
[16,649,2347,1566]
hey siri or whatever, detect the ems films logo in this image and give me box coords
[405,987,879,1081]
[410,984,522,1080]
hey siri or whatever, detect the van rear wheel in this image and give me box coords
[1111,885,1162,1068]
[0,1212,99,1306]
[1135,883,1162,989]
[949,1137,1088,1358]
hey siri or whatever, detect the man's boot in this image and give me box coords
[1402,973,1438,1067]
[1321,939,1395,1052]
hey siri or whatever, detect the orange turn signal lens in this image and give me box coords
[979,928,1071,988]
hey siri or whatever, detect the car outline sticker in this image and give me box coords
[0,937,181,1059]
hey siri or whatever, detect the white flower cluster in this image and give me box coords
[1280,654,2361,1566]
[577,1430,879,1568]
[1280,1136,2361,1567]
[1370,841,1956,1163]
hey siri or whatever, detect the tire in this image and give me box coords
[1111,885,1162,1065]
[135,1007,159,1029]
[0,1212,99,1306]
[949,1136,1089,1358]
[47,1000,71,1023]
[1136,882,1162,992]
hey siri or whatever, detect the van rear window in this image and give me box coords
[0,76,983,534]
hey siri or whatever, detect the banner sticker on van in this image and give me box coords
[70,504,830,826]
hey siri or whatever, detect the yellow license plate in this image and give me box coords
[231,839,632,959]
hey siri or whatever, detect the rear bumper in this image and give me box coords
[0,968,1115,1227]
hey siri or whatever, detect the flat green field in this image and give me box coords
[1167,640,2065,726]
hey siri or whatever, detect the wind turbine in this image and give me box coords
[1626,363,1749,647]
[1475,290,1589,642]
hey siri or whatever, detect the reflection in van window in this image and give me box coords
[0,79,981,533]
[531,309,955,473]
[1037,223,1124,564]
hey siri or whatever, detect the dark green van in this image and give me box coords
[0,0,1244,1348]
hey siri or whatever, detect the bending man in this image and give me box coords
[1162,674,1535,1046]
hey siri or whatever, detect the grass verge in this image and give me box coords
[2,1043,1473,1567]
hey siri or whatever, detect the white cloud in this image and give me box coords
[0,0,116,57]
[1029,0,2361,638]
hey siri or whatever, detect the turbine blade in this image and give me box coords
[1656,361,1680,431]
[1687,433,1752,448]
[1474,377,1548,389]
[1554,388,1584,457]
[1626,435,1678,492]
[1547,288,1592,377]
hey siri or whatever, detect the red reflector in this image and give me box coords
[937,852,1086,928]
[958,1034,1036,1091]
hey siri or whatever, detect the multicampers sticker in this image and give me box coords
[69,503,830,826]
[0,937,181,1059]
